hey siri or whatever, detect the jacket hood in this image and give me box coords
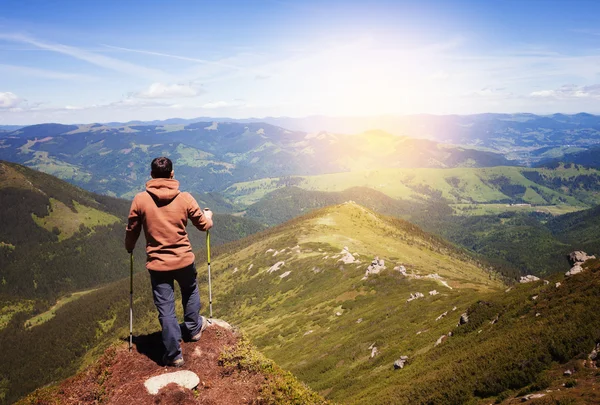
[146,178,181,203]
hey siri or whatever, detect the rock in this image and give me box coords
[394,265,407,275]
[248,264,254,270]
[543,280,550,285]
[393,356,409,369]
[532,295,538,300]
[144,370,200,395]
[522,393,546,401]
[535,313,541,317]
[362,256,386,279]
[429,290,439,296]
[335,311,342,316]
[232,267,238,273]
[520,275,540,283]
[303,330,313,336]
[563,369,572,376]
[279,271,291,279]
[435,335,447,346]
[589,343,599,361]
[338,247,359,264]
[356,318,363,324]
[458,313,469,325]
[490,314,499,325]
[406,292,424,302]
[206,318,233,330]
[569,251,596,264]
[370,347,379,358]
[452,306,457,311]
[566,264,583,276]
[267,261,285,274]
[555,282,561,288]
[435,311,448,321]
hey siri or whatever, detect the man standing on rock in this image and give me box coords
[125,156,213,367]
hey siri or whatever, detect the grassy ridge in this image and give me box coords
[224,165,600,207]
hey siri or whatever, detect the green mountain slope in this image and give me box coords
[207,202,504,402]
[0,122,513,198]
[204,205,599,403]
[225,165,600,212]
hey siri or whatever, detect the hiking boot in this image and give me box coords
[190,316,209,342]
[163,355,185,367]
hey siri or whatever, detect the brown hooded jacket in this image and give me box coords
[125,178,212,271]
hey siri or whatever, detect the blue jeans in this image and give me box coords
[149,262,202,361]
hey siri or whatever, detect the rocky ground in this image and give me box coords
[18,322,326,405]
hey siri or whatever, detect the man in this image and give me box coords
[125,156,213,367]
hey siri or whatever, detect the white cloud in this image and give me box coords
[430,70,450,80]
[530,84,600,99]
[136,82,202,99]
[0,92,23,108]
[0,33,167,81]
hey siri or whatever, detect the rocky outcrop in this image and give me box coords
[338,247,359,264]
[520,275,540,283]
[362,257,385,280]
[566,251,596,276]
[268,261,285,274]
[393,356,409,370]
[569,251,596,264]
[406,292,424,302]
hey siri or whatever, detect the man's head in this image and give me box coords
[151,157,174,179]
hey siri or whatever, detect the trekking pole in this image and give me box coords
[207,229,213,320]
[129,252,133,352]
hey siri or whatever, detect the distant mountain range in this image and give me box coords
[0,121,513,198]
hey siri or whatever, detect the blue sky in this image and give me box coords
[1,0,600,124]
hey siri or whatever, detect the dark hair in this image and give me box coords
[151,157,173,178]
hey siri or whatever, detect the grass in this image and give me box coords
[24,288,97,329]
[205,203,504,403]
[0,300,34,330]
[31,198,120,241]
[224,166,600,208]
[451,204,586,216]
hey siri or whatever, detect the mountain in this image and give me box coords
[0,160,263,303]
[538,146,600,169]
[0,122,513,198]
[225,165,600,209]
[195,202,599,404]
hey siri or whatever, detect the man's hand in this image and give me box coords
[204,208,213,220]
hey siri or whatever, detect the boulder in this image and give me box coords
[393,356,409,369]
[435,335,447,346]
[267,261,285,274]
[555,282,561,288]
[338,247,359,264]
[458,313,469,325]
[563,369,572,376]
[435,311,448,321]
[406,292,424,302]
[520,275,540,283]
[362,256,386,279]
[566,264,583,276]
[144,370,200,395]
[569,251,596,264]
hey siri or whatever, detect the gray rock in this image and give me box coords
[394,265,407,275]
[429,290,439,296]
[520,275,540,283]
[393,356,409,369]
[144,370,200,395]
[458,313,469,325]
[569,251,596,264]
[522,393,546,401]
[563,369,572,376]
[362,256,386,279]
[566,264,583,276]
[407,292,424,302]
[371,347,379,358]
[435,335,447,346]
